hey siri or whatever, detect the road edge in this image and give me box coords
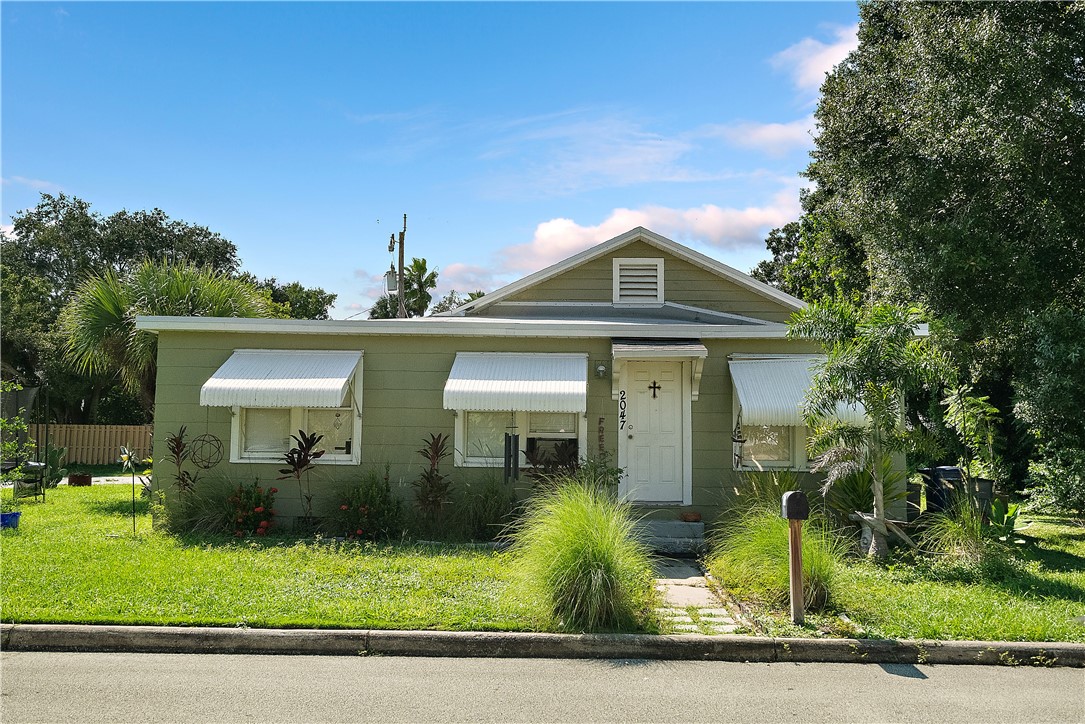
[2,624,1082,667]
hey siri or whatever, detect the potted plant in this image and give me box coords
[68,469,93,486]
[1,497,21,529]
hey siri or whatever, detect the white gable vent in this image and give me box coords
[613,258,664,304]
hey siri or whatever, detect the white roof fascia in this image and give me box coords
[443,352,588,413]
[136,315,792,339]
[200,349,362,408]
[459,226,806,315]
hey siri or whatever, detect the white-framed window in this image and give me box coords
[231,406,360,464]
[613,258,664,305]
[454,410,585,467]
[735,423,807,470]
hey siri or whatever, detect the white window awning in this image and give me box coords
[443,353,587,413]
[201,350,362,408]
[729,356,865,426]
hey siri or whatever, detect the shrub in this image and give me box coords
[823,457,907,528]
[329,467,404,541]
[458,475,516,542]
[1023,446,1085,515]
[707,505,847,610]
[507,478,657,632]
[227,480,278,537]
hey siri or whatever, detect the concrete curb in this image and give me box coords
[2,624,1082,667]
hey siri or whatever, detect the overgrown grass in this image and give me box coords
[507,480,659,633]
[715,511,1085,642]
[0,486,547,631]
[707,506,848,610]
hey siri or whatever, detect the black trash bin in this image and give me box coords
[918,466,963,514]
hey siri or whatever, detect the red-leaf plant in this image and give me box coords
[278,429,325,527]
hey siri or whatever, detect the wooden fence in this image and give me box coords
[28,424,154,465]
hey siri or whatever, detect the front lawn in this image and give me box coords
[1,486,546,631]
[713,514,1085,643]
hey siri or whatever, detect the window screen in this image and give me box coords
[243,409,290,454]
[306,408,354,455]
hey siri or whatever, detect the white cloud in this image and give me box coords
[480,112,720,197]
[501,191,800,274]
[352,268,389,303]
[1,224,14,237]
[2,176,63,192]
[771,24,859,93]
[438,263,500,296]
[702,116,815,157]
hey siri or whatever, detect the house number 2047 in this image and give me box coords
[618,389,627,430]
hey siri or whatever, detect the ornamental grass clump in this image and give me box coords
[507,479,657,633]
[707,505,847,610]
[918,490,990,566]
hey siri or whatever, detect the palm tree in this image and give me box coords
[403,257,438,317]
[789,301,951,557]
[62,259,272,411]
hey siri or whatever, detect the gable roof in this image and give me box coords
[449,226,805,316]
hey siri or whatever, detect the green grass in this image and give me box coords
[1,486,547,630]
[508,480,659,633]
[717,514,1085,642]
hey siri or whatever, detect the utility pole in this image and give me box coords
[387,214,407,318]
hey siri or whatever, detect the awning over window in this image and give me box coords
[729,356,865,426]
[443,353,587,413]
[201,350,362,408]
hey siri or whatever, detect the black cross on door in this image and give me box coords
[648,381,661,398]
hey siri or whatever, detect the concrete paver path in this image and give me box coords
[653,557,739,634]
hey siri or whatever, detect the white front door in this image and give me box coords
[618,360,685,503]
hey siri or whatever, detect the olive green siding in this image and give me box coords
[153,329,832,523]
[500,240,795,322]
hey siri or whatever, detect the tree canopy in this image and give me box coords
[1,194,336,422]
[755,1,1085,502]
[370,257,440,318]
[62,260,273,410]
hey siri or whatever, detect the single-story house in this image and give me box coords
[139,226,845,527]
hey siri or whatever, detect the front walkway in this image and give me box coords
[653,558,739,635]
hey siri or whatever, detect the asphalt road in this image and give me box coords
[2,652,1082,723]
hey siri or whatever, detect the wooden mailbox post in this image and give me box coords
[781,490,809,625]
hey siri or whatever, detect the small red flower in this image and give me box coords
[269,487,279,494]
[254,506,265,513]
[255,527,267,536]
[356,529,364,536]
[340,504,349,510]
[258,520,269,528]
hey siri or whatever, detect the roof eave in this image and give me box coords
[135,315,794,339]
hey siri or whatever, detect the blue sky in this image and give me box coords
[2,2,859,318]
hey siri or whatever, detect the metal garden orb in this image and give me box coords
[190,433,224,470]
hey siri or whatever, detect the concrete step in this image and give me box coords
[634,520,705,555]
